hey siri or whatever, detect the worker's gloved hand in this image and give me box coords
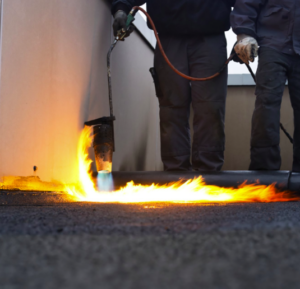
[234,34,258,65]
[113,10,134,38]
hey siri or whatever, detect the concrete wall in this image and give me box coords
[0,0,161,184]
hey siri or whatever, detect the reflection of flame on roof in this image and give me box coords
[0,176,66,192]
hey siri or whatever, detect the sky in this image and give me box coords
[139,5,258,75]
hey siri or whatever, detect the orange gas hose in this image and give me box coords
[133,6,235,81]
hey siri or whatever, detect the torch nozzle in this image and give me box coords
[97,171,114,192]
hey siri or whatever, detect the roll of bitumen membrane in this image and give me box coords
[289,172,300,192]
[112,171,300,192]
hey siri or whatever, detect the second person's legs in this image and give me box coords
[249,48,288,170]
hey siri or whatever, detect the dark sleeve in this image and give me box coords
[226,0,236,7]
[111,0,146,15]
[231,0,266,39]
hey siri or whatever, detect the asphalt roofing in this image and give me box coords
[1,202,300,289]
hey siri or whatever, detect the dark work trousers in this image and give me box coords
[250,47,300,172]
[154,34,228,171]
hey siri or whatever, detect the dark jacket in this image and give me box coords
[112,0,235,36]
[231,0,300,55]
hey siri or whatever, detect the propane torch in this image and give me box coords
[84,9,138,175]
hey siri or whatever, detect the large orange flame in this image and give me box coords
[66,127,299,203]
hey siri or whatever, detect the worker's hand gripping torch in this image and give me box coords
[114,9,138,41]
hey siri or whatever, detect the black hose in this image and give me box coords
[280,123,294,144]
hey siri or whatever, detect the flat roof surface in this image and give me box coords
[1,202,300,288]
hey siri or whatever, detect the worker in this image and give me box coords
[111,0,235,171]
[231,0,300,172]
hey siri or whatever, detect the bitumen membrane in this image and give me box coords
[1,201,300,289]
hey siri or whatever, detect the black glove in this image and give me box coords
[113,10,134,38]
[231,42,244,64]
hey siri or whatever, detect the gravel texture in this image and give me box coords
[1,202,300,289]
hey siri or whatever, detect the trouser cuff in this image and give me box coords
[192,150,224,171]
[249,146,281,170]
[162,154,192,171]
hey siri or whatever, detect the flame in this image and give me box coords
[66,127,299,204]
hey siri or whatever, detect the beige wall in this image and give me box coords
[0,0,161,184]
[223,86,294,171]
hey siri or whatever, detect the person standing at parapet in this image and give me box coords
[111,0,235,171]
[231,0,300,172]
